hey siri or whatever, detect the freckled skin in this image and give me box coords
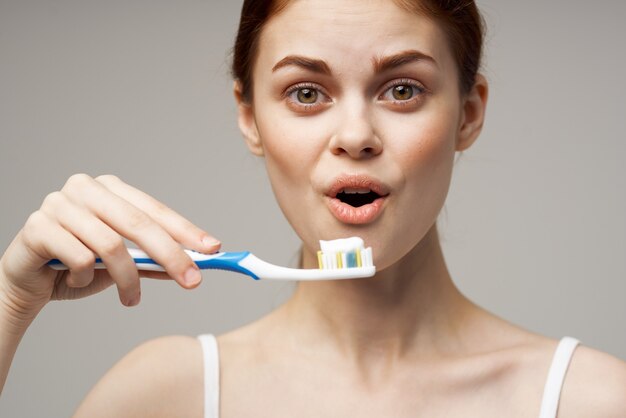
[249,0,463,270]
[62,1,626,417]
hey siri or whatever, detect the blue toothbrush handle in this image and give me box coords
[47,249,260,280]
[193,251,259,280]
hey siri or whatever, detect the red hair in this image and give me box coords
[232,0,485,101]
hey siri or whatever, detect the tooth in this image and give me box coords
[343,188,370,194]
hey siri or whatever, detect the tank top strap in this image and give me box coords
[538,336,580,418]
[198,334,220,418]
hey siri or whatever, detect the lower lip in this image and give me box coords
[325,196,387,224]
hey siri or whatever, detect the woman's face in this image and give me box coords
[238,0,485,270]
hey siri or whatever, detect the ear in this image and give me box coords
[233,80,264,156]
[456,74,488,152]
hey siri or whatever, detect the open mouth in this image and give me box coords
[336,188,382,207]
[324,174,390,224]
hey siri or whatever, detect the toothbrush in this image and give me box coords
[47,237,375,281]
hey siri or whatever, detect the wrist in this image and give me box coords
[0,249,46,395]
[0,290,38,338]
[0,271,43,337]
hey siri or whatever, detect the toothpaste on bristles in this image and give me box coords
[317,237,373,270]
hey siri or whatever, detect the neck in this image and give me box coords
[277,224,472,369]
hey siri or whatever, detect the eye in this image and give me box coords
[284,82,330,113]
[391,85,414,101]
[379,79,426,106]
[296,88,318,104]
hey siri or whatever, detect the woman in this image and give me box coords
[1,0,625,416]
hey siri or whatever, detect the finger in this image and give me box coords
[138,271,179,281]
[61,174,202,289]
[20,210,96,287]
[58,269,114,300]
[40,191,140,305]
[95,174,221,253]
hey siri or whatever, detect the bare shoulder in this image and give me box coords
[465,310,626,417]
[559,344,626,418]
[73,335,205,418]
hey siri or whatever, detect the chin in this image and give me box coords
[355,221,437,273]
[304,221,414,272]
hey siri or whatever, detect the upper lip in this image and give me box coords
[325,174,391,198]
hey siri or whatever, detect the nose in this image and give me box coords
[328,101,382,159]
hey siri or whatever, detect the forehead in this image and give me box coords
[257,0,454,75]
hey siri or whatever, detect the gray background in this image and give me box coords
[1,0,624,416]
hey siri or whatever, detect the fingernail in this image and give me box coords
[184,266,202,286]
[202,236,221,250]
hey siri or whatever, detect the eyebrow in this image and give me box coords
[372,50,438,73]
[272,56,332,75]
[271,49,437,75]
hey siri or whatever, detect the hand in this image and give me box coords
[0,173,221,322]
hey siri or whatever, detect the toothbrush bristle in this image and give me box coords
[317,247,373,270]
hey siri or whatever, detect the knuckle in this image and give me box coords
[98,235,126,258]
[41,191,64,211]
[94,174,121,184]
[25,210,46,229]
[177,216,196,232]
[71,252,96,272]
[156,252,177,270]
[63,173,92,191]
[127,210,152,230]
[22,210,47,242]
[152,200,171,217]
[161,247,189,271]
[181,251,197,270]
[167,212,202,238]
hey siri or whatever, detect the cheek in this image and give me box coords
[253,98,334,188]
[408,124,456,223]
[402,122,455,188]
[253,109,324,218]
[383,102,458,192]
[258,123,314,186]
[370,104,459,268]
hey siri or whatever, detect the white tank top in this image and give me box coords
[197,334,580,418]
